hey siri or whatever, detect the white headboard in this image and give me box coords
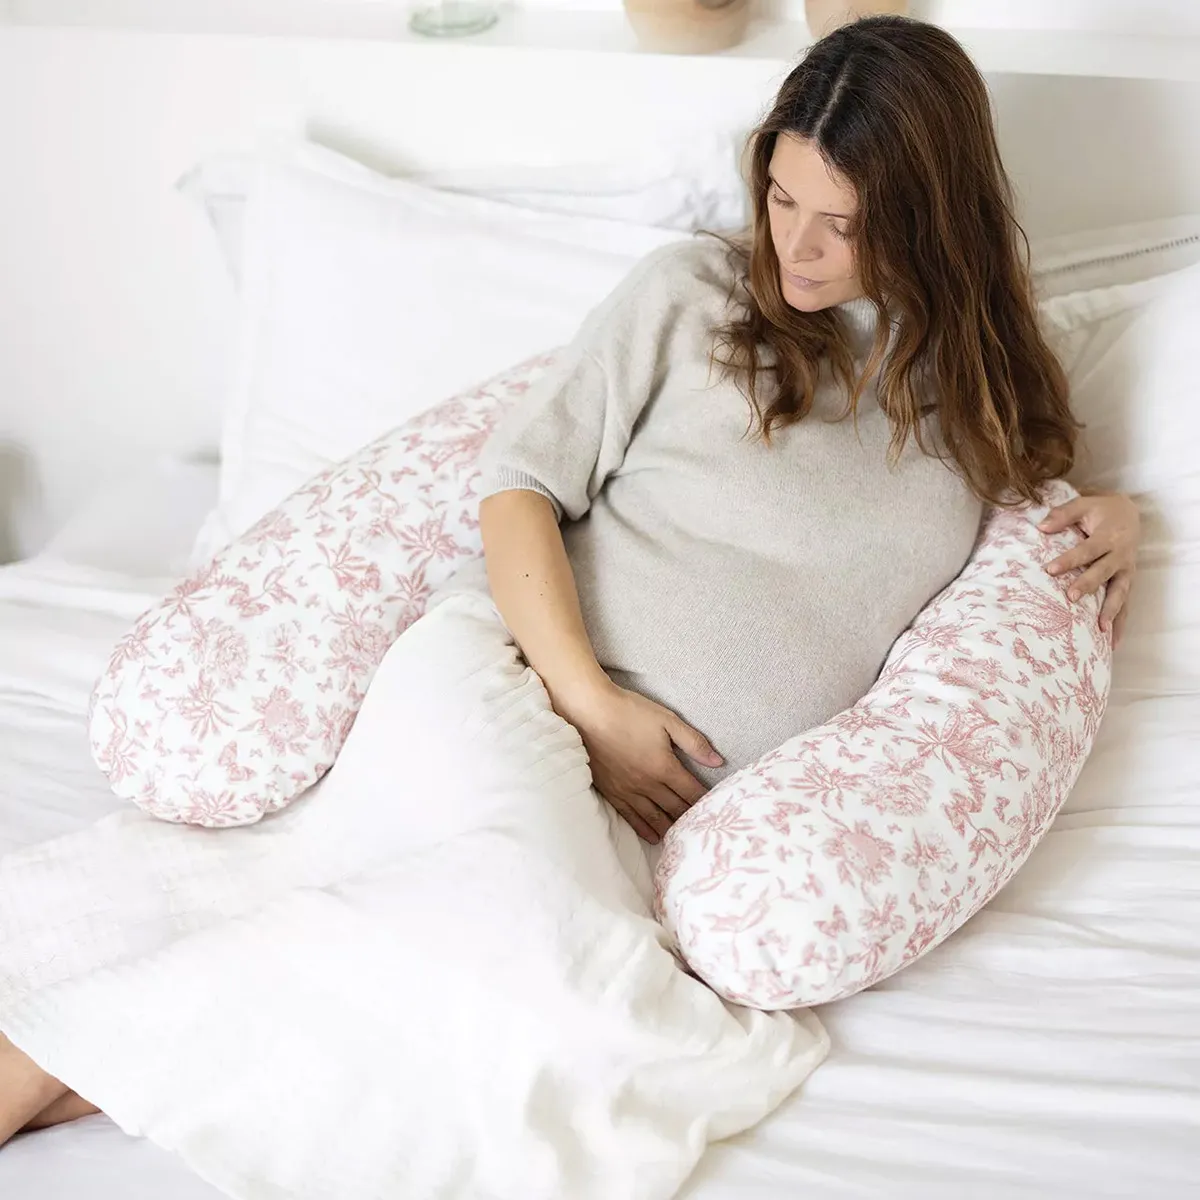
[1,0,1199,559]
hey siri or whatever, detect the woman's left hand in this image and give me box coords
[1039,492,1140,647]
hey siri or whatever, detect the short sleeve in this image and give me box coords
[476,240,692,522]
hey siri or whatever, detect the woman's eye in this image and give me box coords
[828,219,850,240]
[769,189,795,209]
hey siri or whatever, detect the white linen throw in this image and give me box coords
[0,591,827,1200]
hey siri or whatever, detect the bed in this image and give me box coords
[1,457,1197,1197]
[3,7,1200,1199]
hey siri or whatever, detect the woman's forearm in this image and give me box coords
[479,490,611,717]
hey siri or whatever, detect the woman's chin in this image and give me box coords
[783,284,835,313]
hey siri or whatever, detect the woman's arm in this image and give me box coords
[480,489,610,713]
[480,489,723,843]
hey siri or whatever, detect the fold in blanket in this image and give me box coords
[0,591,827,1200]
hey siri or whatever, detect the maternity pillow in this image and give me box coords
[89,355,1110,1005]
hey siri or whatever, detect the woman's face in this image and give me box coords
[767,134,863,312]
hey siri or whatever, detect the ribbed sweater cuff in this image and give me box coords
[478,469,565,522]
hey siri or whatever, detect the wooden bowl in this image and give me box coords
[623,0,753,55]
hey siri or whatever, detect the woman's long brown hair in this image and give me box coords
[713,15,1077,506]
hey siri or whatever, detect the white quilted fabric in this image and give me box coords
[3,591,828,1200]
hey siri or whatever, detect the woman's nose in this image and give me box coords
[784,217,822,263]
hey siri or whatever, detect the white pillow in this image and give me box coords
[1041,259,1200,722]
[192,157,688,561]
[39,457,219,581]
[183,139,1200,299]
[1030,215,1200,300]
[177,134,748,290]
[187,133,1200,564]
[1041,259,1200,498]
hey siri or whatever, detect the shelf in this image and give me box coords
[4,0,1200,81]
[949,25,1200,83]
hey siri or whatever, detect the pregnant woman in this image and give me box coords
[3,15,1139,1151]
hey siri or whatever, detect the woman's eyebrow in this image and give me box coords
[766,172,793,200]
[767,174,852,219]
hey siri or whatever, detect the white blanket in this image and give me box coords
[0,590,827,1200]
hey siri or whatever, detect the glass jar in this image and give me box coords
[409,0,499,38]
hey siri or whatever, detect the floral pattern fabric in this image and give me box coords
[88,355,555,825]
[654,482,1111,1009]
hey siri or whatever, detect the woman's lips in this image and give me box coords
[781,267,825,290]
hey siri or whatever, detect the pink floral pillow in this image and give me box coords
[654,482,1112,1010]
[88,355,556,826]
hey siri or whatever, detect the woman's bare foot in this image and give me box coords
[22,1089,101,1131]
[0,1032,69,1146]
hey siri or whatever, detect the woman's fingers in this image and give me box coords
[607,796,661,844]
[662,757,708,805]
[1038,498,1089,534]
[631,795,673,842]
[1112,607,1129,650]
[1046,538,1103,578]
[1065,555,1113,601]
[586,693,723,843]
[666,717,724,769]
[645,781,691,821]
[1099,570,1133,632]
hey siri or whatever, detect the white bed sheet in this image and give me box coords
[0,462,231,1198]
[1,470,1198,1200]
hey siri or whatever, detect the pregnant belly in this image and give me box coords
[594,597,897,793]
[566,507,979,790]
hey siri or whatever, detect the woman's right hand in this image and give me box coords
[479,490,719,841]
[557,682,724,844]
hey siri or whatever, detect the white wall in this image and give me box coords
[0,27,777,561]
[919,0,1200,35]
[1,7,1200,560]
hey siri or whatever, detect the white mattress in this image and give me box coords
[1,464,1198,1200]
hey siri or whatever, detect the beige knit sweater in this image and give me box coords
[449,238,983,788]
